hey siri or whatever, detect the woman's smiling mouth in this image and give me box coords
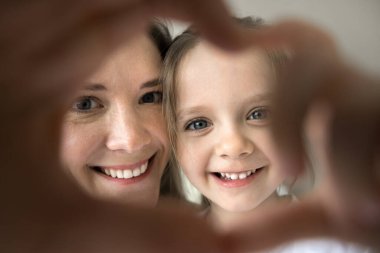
[90,156,155,180]
[102,162,148,179]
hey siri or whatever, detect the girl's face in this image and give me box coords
[176,41,287,212]
[60,34,169,207]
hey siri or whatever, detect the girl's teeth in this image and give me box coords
[102,162,148,179]
[239,173,247,179]
[220,169,258,180]
[230,173,238,180]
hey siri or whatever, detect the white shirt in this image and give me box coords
[261,238,374,253]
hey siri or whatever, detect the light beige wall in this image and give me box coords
[171,0,380,75]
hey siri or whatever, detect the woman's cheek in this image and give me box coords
[60,123,94,170]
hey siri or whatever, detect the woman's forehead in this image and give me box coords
[88,34,161,81]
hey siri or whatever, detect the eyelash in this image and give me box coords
[71,96,103,113]
[183,107,270,131]
[138,91,163,104]
[247,106,270,122]
[184,118,212,131]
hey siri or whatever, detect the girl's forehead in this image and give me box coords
[178,41,272,90]
[187,40,265,62]
[176,42,273,110]
[181,41,269,74]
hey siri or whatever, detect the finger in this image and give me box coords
[304,95,380,248]
[327,71,380,229]
[245,19,338,55]
[3,2,150,115]
[230,200,334,252]
[51,200,230,253]
[243,20,343,176]
[247,20,380,227]
[145,0,248,50]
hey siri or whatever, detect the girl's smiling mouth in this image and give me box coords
[211,167,265,187]
[213,167,264,180]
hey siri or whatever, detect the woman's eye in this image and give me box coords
[247,107,270,121]
[72,97,102,112]
[185,119,210,131]
[139,91,162,104]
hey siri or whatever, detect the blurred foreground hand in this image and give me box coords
[230,20,380,252]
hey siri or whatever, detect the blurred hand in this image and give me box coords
[0,1,244,252]
[229,20,380,252]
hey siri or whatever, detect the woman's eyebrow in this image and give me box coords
[83,83,107,91]
[141,78,160,89]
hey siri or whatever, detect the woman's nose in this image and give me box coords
[105,112,151,153]
[215,128,254,160]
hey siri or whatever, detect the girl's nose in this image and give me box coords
[105,112,151,153]
[215,128,254,160]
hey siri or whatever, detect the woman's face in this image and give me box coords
[60,34,169,207]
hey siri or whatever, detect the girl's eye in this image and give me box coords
[247,107,270,121]
[139,91,162,104]
[185,119,211,131]
[72,97,102,112]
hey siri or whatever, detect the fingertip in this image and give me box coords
[188,0,250,51]
[197,22,249,51]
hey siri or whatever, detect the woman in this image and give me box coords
[60,21,181,206]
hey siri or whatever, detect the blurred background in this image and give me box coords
[170,0,380,75]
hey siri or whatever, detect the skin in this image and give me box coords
[60,34,169,206]
[175,41,288,230]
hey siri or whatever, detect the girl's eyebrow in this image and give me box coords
[177,106,207,122]
[141,78,160,89]
[177,93,274,121]
[247,93,273,103]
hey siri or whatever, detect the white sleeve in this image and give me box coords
[263,238,374,253]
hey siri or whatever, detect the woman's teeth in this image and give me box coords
[218,168,260,180]
[101,162,148,179]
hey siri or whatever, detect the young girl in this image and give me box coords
[163,16,293,227]
[162,17,372,252]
